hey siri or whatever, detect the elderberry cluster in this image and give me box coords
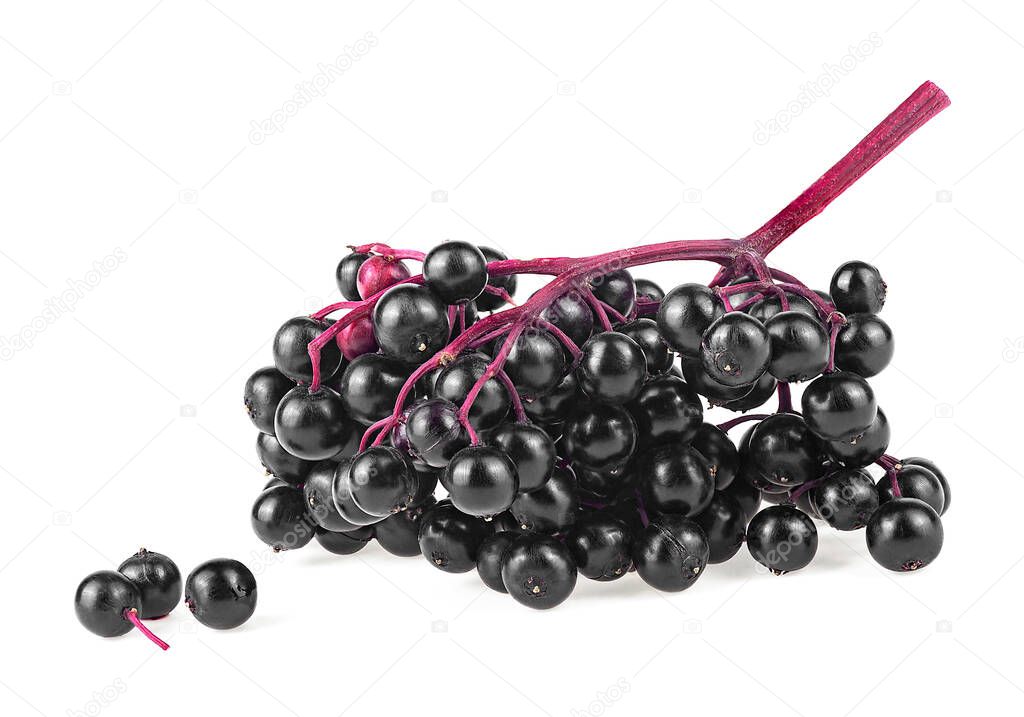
[244,240,949,610]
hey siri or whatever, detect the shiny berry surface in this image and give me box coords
[75,571,140,637]
[746,505,817,574]
[866,498,943,572]
[633,515,710,592]
[184,559,257,629]
[117,548,182,619]
[657,283,725,355]
[423,240,488,304]
[500,533,578,609]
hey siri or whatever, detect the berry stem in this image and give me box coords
[482,285,517,306]
[717,413,771,432]
[459,324,524,444]
[741,81,950,257]
[634,490,650,528]
[788,476,825,505]
[636,298,659,316]
[534,318,583,363]
[123,608,170,651]
[777,383,793,413]
[497,369,528,423]
[584,289,614,331]
[350,243,425,262]
[826,321,842,373]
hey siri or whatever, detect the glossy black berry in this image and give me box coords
[746,505,817,574]
[118,548,182,619]
[184,559,257,629]
[866,499,942,572]
[477,531,518,592]
[336,252,369,300]
[619,318,674,374]
[424,240,489,304]
[902,457,950,515]
[811,468,878,530]
[373,284,450,364]
[701,312,771,387]
[591,268,636,318]
[75,571,141,637]
[765,311,829,382]
[633,515,710,592]
[251,484,315,551]
[350,446,420,516]
[562,403,637,470]
[274,385,354,461]
[273,317,343,384]
[504,330,567,398]
[637,444,715,516]
[243,367,294,434]
[628,374,703,446]
[405,398,469,468]
[578,331,647,404]
[566,513,634,581]
[634,278,665,302]
[834,313,894,377]
[500,534,578,609]
[657,283,726,356]
[831,260,886,314]
[336,353,412,426]
[540,291,595,346]
[434,354,510,429]
[801,371,877,441]
[486,422,556,493]
[445,445,519,517]
[747,413,824,487]
[256,432,314,486]
[694,492,746,563]
[475,246,517,311]
[510,465,579,532]
[417,500,489,573]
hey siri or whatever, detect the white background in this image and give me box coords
[1,2,1022,716]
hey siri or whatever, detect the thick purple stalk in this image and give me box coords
[741,81,950,256]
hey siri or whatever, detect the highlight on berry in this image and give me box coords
[241,82,951,609]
